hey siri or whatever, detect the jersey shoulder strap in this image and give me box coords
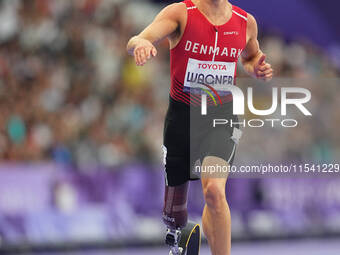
[182,0,197,10]
[232,5,248,21]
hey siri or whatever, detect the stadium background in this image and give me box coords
[0,0,340,254]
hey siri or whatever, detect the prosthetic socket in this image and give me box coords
[162,182,189,229]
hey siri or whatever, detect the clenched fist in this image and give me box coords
[254,54,273,81]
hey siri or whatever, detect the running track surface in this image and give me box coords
[23,239,340,255]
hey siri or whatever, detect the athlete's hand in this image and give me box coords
[133,39,157,66]
[254,54,273,81]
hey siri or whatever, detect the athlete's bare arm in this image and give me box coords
[126,3,186,66]
[241,14,273,81]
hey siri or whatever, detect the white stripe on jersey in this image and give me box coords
[232,10,248,21]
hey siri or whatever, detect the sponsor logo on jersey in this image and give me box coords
[224,31,239,36]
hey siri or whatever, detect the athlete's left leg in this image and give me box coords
[201,156,231,255]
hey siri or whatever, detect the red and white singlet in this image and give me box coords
[170,0,248,106]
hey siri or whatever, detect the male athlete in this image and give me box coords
[127,0,273,254]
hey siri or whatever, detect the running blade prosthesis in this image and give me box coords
[166,221,201,255]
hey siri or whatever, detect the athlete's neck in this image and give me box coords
[192,0,232,24]
[206,0,229,7]
[194,0,229,10]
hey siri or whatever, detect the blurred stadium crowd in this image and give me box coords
[0,0,339,167]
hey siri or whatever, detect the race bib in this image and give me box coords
[184,58,236,95]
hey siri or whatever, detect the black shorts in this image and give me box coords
[163,97,242,186]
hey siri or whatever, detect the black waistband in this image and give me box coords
[168,96,233,114]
